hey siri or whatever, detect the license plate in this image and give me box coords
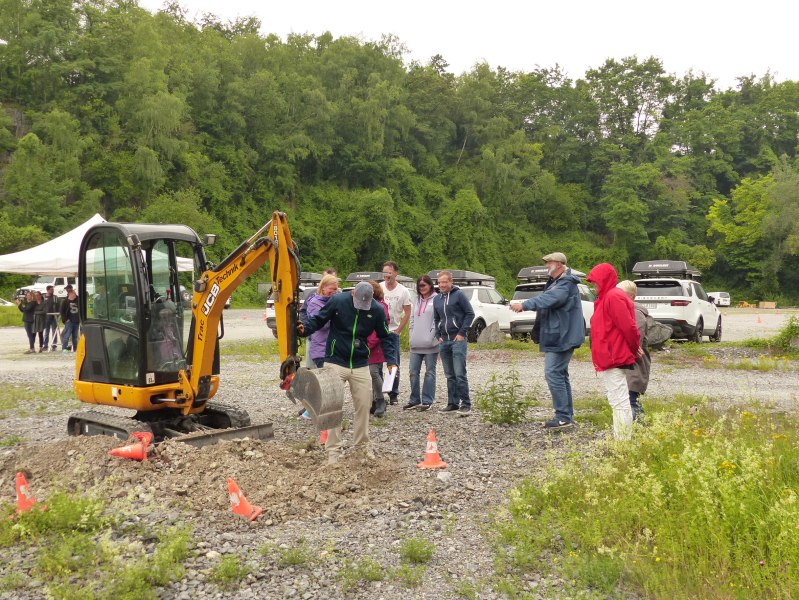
[641,303,658,309]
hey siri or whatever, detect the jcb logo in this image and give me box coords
[202,283,220,316]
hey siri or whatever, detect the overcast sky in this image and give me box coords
[139,0,795,89]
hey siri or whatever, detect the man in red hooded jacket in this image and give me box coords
[586,263,642,441]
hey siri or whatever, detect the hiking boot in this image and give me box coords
[374,398,386,418]
[418,404,432,412]
[458,406,472,415]
[544,418,574,431]
[403,402,420,410]
[441,404,459,413]
[388,395,398,406]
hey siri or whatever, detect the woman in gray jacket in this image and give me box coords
[404,275,439,411]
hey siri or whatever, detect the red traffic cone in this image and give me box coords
[109,442,147,461]
[756,314,763,324]
[15,472,46,514]
[319,429,328,445]
[130,431,153,448]
[227,478,263,521]
[416,430,448,469]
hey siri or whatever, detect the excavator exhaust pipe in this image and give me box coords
[288,367,344,432]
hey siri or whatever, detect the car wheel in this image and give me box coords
[468,319,486,343]
[689,318,703,343]
[709,317,722,342]
[181,289,191,302]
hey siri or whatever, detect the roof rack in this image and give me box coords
[344,271,413,285]
[427,269,495,288]
[631,260,701,280]
[299,272,324,285]
[516,266,586,282]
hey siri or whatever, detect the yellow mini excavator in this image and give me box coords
[67,211,343,446]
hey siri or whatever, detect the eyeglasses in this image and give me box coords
[382,272,392,276]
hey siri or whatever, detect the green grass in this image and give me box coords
[219,339,286,361]
[399,536,435,564]
[276,540,312,567]
[0,384,78,418]
[498,402,799,597]
[0,491,191,597]
[0,306,21,327]
[210,555,251,589]
[0,433,24,446]
[702,354,796,371]
[340,557,385,592]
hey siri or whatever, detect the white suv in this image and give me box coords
[707,291,731,307]
[428,270,514,342]
[265,272,326,337]
[633,261,721,342]
[508,267,595,340]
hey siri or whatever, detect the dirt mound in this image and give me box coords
[1,434,446,530]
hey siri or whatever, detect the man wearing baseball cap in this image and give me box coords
[510,252,585,430]
[298,281,398,464]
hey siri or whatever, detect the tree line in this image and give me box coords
[1,0,798,302]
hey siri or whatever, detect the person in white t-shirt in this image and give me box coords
[379,261,411,405]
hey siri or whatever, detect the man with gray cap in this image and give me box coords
[510,252,585,430]
[298,281,398,463]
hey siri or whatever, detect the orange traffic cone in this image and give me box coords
[319,429,328,445]
[227,478,263,521]
[130,431,153,447]
[109,442,147,461]
[15,472,45,514]
[756,314,763,324]
[416,430,448,469]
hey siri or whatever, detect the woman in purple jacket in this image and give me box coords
[306,274,340,368]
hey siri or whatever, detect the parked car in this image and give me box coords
[0,297,13,306]
[428,270,512,342]
[632,260,721,342]
[16,275,77,300]
[707,291,731,307]
[508,266,595,340]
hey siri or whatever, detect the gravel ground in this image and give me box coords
[0,308,797,599]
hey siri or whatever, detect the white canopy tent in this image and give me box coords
[0,214,193,275]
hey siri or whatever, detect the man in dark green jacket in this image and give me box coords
[299,282,397,464]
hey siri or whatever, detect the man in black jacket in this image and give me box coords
[60,285,80,353]
[299,282,397,464]
[42,285,60,351]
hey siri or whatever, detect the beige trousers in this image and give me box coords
[324,363,372,458]
[599,368,633,441]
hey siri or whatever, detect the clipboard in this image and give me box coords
[381,366,397,392]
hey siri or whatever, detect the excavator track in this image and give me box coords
[68,402,273,447]
[67,410,154,440]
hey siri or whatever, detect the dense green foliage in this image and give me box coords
[1,1,799,300]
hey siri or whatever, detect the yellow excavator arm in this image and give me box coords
[178,211,301,409]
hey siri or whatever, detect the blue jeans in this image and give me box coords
[43,315,58,348]
[23,321,35,349]
[408,352,438,406]
[544,349,574,421]
[62,320,80,351]
[385,333,401,398]
[439,339,469,408]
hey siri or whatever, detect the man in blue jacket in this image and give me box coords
[433,271,475,414]
[299,281,397,464]
[510,252,585,430]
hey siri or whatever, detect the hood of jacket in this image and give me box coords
[586,263,619,297]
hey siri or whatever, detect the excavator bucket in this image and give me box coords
[289,367,344,432]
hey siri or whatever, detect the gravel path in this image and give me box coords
[0,308,796,599]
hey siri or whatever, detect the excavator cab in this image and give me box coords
[69,214,344,443]
[77,224,202,390]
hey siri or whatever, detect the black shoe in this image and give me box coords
[458,406,471,415]
[374,398,386,418]
[418,404,432,412]
[441,404,459,413]
[389,395,398,405]
[544,417,574,431]
[403,402,420,410]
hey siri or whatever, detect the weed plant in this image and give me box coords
[394,563,425,587]
[340,557,385,592]
[499,404,799,597]
[210,554,251,588]
[399,536,435,564]
[702,354,794,371]
[475,369,535,425]
[276,540,312,567]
